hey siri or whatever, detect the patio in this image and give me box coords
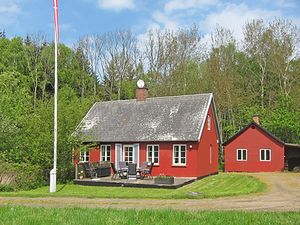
[73,176,196,189]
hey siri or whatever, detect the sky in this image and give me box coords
[0,0,299,46]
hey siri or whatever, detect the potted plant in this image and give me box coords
[154,174,174,184]
[78,170,84,179]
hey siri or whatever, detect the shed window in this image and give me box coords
[173,144,186,166]
[147,145,159,165]
[207,115,211,130]
[101,145,111,162]
[80,151,89,162]
[237,149,247,161]
[260,149,271,161]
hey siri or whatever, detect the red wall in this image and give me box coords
[197,106,219,177]
[224,125,284,172]
[86,105,219,178]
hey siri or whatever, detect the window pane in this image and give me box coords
[181,158,186,164]
[181,150,185,158]
[154,157,158,163]
[238,150,241,160]
[154,150,158,157]
[174,158,179,163]
[266,150,270,160]
[261,150,265,160]
[243,150,246,160]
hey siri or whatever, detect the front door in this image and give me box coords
[123,145,134,164]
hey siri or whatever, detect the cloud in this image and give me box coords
[164,0,219,13]
[0,1,21,26]
[98,0,135,12]
[200,3,282,40]
[152,10,178,31]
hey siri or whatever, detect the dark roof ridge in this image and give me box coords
[94,93,213,105]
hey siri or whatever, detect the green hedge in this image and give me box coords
[0,161,44,191]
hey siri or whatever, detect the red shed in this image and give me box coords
[223,117,285,172]
[74,86,220,178]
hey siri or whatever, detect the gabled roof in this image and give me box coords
[223,122,285,146]
[75,93,217,143]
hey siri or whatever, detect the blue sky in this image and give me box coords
[0,0,299,45]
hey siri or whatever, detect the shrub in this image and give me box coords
[0,161,44,191]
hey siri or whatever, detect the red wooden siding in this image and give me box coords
[85,104,219,178]
[197,106,219,177]
[224,125,284,172]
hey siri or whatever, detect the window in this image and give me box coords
[207,115,211,130]
[236,149,247,161]
[173,144,186,166]
[101,145,111,162]
[260,149,271,161]
[123,145,134,163]
[147,145,159,165]
[80,151,89,162]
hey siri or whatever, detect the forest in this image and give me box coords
[0,18,299,188]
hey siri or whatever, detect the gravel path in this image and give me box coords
[0,173,299,211]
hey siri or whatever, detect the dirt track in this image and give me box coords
[0,173,299,211]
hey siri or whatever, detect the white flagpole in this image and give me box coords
[50,0,58,193]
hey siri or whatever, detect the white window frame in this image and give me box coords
[173,144,187,166]
[207,115,211,131]
[147,144,159,165]
[123,145,134,164]
[100,145,111,162]
[80,151,89,162]
[260,149,271,161]
[236,149,247,161]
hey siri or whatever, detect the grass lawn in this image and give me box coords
[0,206,299,225]
[0,173,266,199]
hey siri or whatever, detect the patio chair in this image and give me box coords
[118,161,127,170]
[82,162,97,179]
[110,162,124,179]
[127,163,137,180]
[142,162,154,179]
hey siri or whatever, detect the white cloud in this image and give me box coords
[98,0,135,12]
[152,10,178,30]
[201,3,282,40]
[0,1,21,26]
[165,0,219,13]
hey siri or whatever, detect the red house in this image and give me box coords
[75,85,220,178]
[223,116,285,172]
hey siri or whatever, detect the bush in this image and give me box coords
[0,161,44,191]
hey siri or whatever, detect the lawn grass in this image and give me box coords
[0,173,267,199]
[0,206,299,225]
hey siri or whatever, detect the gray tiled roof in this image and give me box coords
[75,93,213,142]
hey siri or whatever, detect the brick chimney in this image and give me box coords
[136,80,148,101]
[136,87,148,101]
[252,114,260,125]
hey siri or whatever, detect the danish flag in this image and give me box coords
[52,0,59,42]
